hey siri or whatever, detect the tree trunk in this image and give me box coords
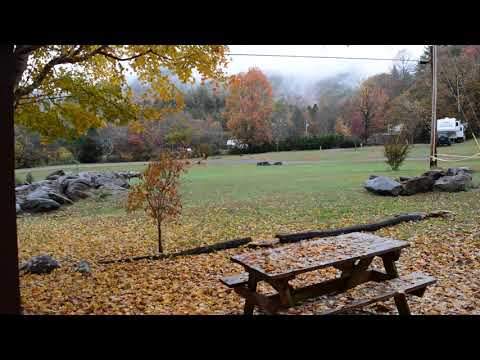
[100,237,252,264]
[157,219,163,254]
[0,45,21,314]
[276,211,454,243]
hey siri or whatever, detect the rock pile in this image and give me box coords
[19,254,60,274]
[257,161,283,166]
[16,170,140,214]
[364,167,474,196]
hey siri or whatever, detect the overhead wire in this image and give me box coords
[227,53,421,62]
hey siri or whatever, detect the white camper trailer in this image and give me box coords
[437,117,466,145]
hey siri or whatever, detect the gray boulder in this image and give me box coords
[401,176,434,196]
[92,172,129,189]
[364,176,403,196]
[257,161,271,166]
[422,169,447,181]
[46,169,65,180]
[73,260,91,275]
[20,198,61,213]
[25,187,73,205]
[20,254,60,274]
[399,176,413,182]
[433,174,472,192]
[273,161,283,166]
[118,171,141,179]
[446,167,473,176]
[62,178,92,201]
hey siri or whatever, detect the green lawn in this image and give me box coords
[217,139,480,162]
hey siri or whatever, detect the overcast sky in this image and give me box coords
[226,45,426,80]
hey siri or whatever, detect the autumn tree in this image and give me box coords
[1,45,228,314]
[127,150,189,254]
[290,105,306,138]
[224,68,274,147]
[271,99,291,151]
[354,80,389,142]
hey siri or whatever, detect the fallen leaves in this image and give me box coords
[17,183,480,315]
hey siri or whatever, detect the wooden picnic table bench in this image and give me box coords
[220,232,436,315]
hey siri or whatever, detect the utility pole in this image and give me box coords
[430,45,438,169]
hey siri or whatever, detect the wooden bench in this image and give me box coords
[220,272,249,288]
[277,272,436,315]
[221,271,436,315]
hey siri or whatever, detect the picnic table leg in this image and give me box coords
[342,257,374,290]
[244,273,258,315]
[394,292,411,315]
[270,280,294,308]
[381,251,400,278]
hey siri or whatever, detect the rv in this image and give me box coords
[437,117,466,146]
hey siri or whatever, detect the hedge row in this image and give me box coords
[228,135,360,155]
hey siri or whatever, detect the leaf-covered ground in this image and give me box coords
[17,148,480,315]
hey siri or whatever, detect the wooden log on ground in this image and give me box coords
[276,210,454,244]
[100,237,252,264]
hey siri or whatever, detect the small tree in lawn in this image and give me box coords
[127,150,189,253]
[384,133,411,171]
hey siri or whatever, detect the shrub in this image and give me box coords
[25,172,35,184]
[228,134,359,155]
[384,134,411,171]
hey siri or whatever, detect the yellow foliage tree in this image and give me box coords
[13,45,229,141]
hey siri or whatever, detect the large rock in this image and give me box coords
[399,176,413,182]
[401,176,434,196]
[118,171,141,179]
[62,178,93,201]
[257,161,271,166]
[364,176,403,196]
[73,260,91,275]
[446,167,473,176]
[422,169,447,181]
[20,198,61,213]
[25,187,73,205]
[20,254,60,274]
[433,174,472,192]
[91,172,129,189]
[46,169,66,180]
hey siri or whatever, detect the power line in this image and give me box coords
[227,53,421,62]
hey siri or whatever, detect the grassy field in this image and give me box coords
[16,141,480,315]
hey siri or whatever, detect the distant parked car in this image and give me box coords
[438,134,452,146]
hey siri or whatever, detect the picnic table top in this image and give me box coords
[231,232,409,280]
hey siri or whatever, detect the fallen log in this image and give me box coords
[99,237,252,265]
[276,210,454,244]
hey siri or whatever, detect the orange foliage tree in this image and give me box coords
[355,80,389,141]
[224,68,274,147]
[126,150,189,253]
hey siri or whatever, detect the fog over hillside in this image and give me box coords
[127,45,425,103]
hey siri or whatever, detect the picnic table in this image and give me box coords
[220,232,436,315]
